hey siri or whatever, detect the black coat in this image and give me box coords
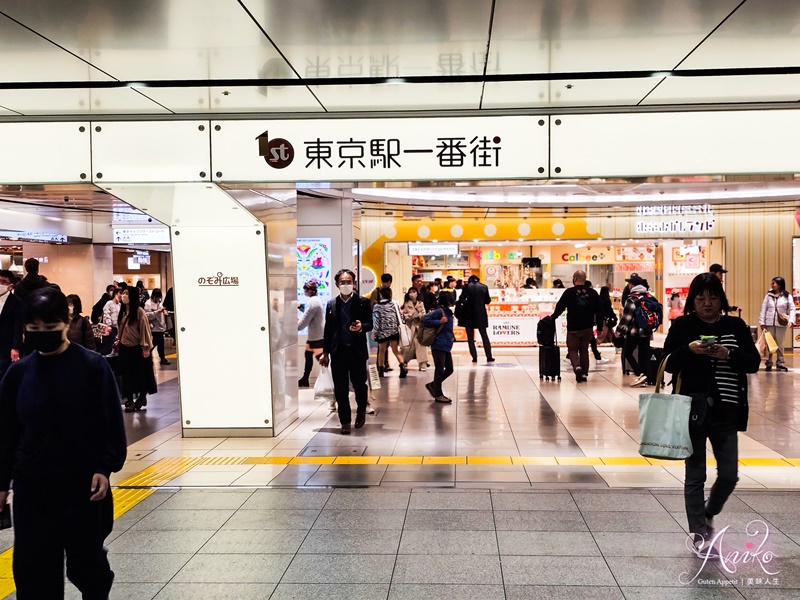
[0,293,23,378]
[458,281,491,329]
[664,314,760,431]
[13,274,50,305]
[323,295,374,361]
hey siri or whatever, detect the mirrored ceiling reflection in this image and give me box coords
[0,0,799,114]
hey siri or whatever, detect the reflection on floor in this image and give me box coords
[121,361,181,447]
[115,349,800,489]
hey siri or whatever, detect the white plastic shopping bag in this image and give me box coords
[313,365,335,402]
[638,357,693,460]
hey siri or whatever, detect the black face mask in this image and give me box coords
[25,330,64,353]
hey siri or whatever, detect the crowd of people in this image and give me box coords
[299,269,495,434]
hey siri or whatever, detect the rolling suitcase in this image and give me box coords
[645,347,663,386]
[539,346,561,381]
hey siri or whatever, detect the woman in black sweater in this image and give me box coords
[0,287,127,599]
[663,273,760,554]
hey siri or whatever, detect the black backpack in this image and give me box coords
[537,315,556,346]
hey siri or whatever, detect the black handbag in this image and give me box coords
[688,393,710,431]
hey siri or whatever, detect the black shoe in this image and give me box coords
[486,357,495,363]
[777,365,789,372]
[435,395,453,403]
[399,363,408,378]
[384,366,394,373]
[765,365,772,371]
[298,378,310,388]
[378,366,385,378]
[133,397,147,411]
[425,382,436,398]
[354,412,366,429]
[341,423,351,435]
[471,358,478,363]
[124,400,134,413]
[160,359,170,365]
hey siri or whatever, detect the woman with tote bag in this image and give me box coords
[758,276,796,371]
[663,273,759,557]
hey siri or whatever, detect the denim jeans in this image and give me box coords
[684,402,740,535]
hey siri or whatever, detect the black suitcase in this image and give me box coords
[539,345,561,381]
[645,347,663,385]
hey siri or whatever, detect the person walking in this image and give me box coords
[66,294,96,351]
[663,273,759,556]
[13,258,51,305]
[0,270,22,380]
[584,280,609,364]
[412,274,437,313]
[550,271,603,383]
[297,281,326,389]
[319,269,373,435]
[424,293,456,403]
[145,289,170,366]
[759,276,796,372]
[372,287,408,378]
[369,273,394,371]
[0,287,127,599]
[100,288,122,356]
[135,281,149,304]
[116,289,156,412]
[91,284,116,325]
[458,274,495,363]
[596,285,617,344]
[402,286,429,371]
[616,275,660,387]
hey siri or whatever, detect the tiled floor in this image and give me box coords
[20,487,800,599]
[116,347,800,489]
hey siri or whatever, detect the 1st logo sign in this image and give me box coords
[256,131,294,169]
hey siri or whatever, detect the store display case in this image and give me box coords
[455,287,567,347]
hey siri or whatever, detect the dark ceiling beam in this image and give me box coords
[2,65,800,90]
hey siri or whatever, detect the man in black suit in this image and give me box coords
[319,269,374,435]
[0,270,23,379]
[457,274,495,363]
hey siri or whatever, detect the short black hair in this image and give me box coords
[24,287,69,325]
[468,275,480,283]
[106,284,116,294]
[380,273,392,284]
[334,269,356,284]
[438,292,455,307]
[24,257,39,274]
[411,274,422,283]
[66,294,83,315]
[0,269,13,282]
[684,273,730,316]
[151,288,163,301]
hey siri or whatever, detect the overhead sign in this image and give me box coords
[113,227,170,244]
[212,117,548,182]
[0,230,68,242]
[408,242,459,256]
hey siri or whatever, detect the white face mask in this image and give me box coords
[68,306,74,315]
[121,295,130,305]
[338,284,354,297]
[409,293,417,300]
[0,285,8,297]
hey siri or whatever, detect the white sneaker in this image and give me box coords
[631,374,648,387]
[366,403,375,414]
[595,357,610,363]
[419,363,427,372]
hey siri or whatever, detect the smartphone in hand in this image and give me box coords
[699,335,716,347]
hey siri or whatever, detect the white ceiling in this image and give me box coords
[0,0,798,115]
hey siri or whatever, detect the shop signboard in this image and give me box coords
[634,204,716,235]
[408,242,459,256]
[212,116,548,182]
[615,246,656,262]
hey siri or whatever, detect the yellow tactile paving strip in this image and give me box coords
[110,455,800,487]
